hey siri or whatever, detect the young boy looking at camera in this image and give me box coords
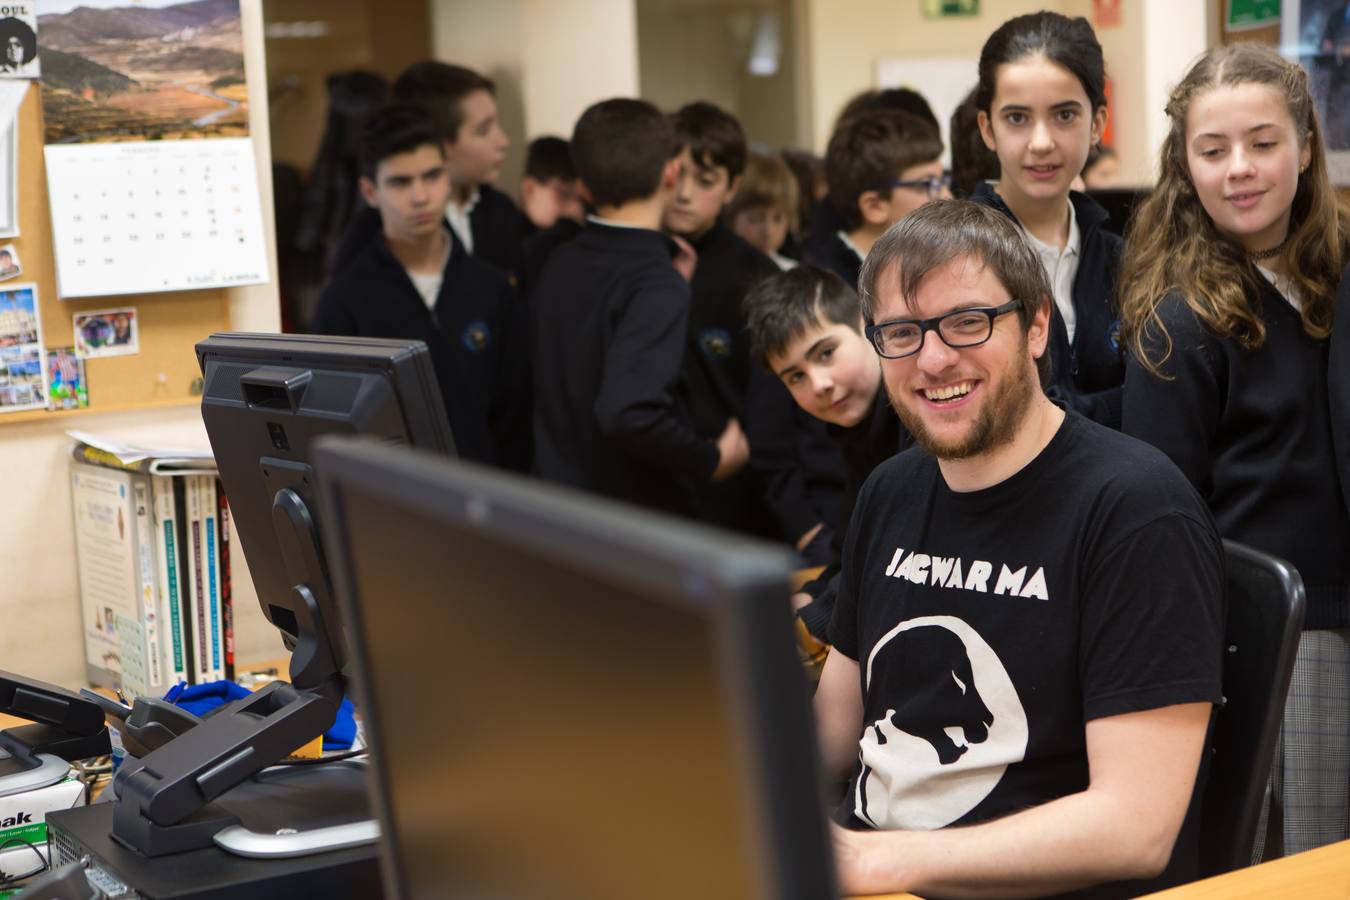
[743,265,910,643]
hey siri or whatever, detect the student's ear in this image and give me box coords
[977,110,996,153]
[358,176,378,208]
[1090,106,1108,148]
[521,175,540,202]
[723,173,741,206]
[576,180,594,206]
[1299,132,1312,174]
[660,156,682,190]
[857,190,892,228]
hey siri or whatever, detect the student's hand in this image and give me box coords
[671,234,698,282]
[790,591,813,613]
[795,522,824,553]
[711,417,749,480]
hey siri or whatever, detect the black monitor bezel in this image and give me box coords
[312,435,838,900]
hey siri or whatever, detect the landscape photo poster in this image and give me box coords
[37,0,268,298]
[38,0,246,145]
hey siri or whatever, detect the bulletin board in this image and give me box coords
[1,83,232,425]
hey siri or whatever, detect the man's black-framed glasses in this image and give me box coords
[865,299,1022,359]
[886,173,952,198]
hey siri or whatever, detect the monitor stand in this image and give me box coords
[0,673,110,798]
[210,760,379,859]
[0,740,71,798]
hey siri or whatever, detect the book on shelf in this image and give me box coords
[68,431,233,699]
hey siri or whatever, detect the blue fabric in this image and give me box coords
[165,681,357,751]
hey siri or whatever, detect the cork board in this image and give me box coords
[3,82,230,425]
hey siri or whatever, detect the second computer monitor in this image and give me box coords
[197,332,455,688]
[314,437,837,900]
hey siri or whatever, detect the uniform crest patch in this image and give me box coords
[462,320,491,352]
[699,327,733,359]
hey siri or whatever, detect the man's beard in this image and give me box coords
[888,341,1037,461]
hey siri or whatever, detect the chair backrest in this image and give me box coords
[1198,539,1306,877]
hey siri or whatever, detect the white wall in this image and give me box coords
[798,0,1069,154]
[524,0,639,139]
[0,0,282,688]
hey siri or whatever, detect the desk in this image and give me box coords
[1142,840,1350,898]
[839,841,1350,898]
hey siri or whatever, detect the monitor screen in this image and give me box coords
[313,437,837,900]
[197,333,455,686]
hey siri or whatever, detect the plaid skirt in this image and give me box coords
[1253,627,1350,862]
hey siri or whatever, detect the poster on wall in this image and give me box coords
[37,0,269,298]
[1283,1,1350,183]
[0,4,40,79]
[0,282,45,412]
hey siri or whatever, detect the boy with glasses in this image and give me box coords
[806,108,948,290]
[817,201,1225,898]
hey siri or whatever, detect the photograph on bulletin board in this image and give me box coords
[0,243,22,281]
[1286,1,1350,183]
[37,0,268,299]
[73,307,139,358]
[46,345,87,409]
[0,283,45,412]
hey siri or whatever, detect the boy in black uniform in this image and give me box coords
[333,62,528,276]
[806,108,946,288]
[519,136,584,232]
[515,137,585,300]
[311,105,528,471]
[743,265,910,644]
[532,98,747,514]
[664,101,843,548]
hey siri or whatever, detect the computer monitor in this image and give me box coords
[197,332,455,690]
[313,436,838,900]
[98,334,457,860]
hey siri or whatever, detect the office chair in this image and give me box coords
[1197,539,1306,878]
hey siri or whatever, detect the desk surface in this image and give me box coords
[1141,839,1350,898]
[849,841,1350,899]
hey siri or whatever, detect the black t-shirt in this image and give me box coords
[829,412,1224,886]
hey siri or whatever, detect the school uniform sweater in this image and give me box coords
[796,387,911,641]
[310,234,530,470]
[531,221,718,515]
[972,184,1126,428]
[331,184,528,277]
[516,217,583,300]
[680,222,789,536]
[802,229,863,291]
[462,184,531,274]
[1123,279,1350,629]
